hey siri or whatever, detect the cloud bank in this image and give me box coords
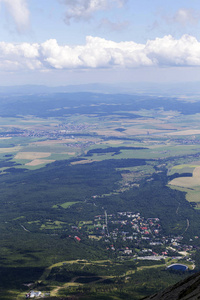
[1,35,200,71]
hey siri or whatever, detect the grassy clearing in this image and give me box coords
[89,235,102,240]
[168,165,200,205]
[172,164,200,169]
[175,187,200,205]
[14,152,75,170]
[169,167,195,176]
[48,153,75,160]
[169,177,200,188]
[101,140,124,145]
[16,163,51,170]
[15,152,51,159]
[79,221,93,226]
[71,159,98,165]
[186,189,200,203]
[0,146,21,153]
[28,220,41,224]
[169,166,200,189]
[167,129,200,136]
[40,221,66,230]
[186,188,200,204]
[25,159,55,166]
[53,201,80,209]
[19,145,69,153]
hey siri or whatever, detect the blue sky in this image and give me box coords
[0,0,200,86]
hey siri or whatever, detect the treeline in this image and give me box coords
[86,146,148,156]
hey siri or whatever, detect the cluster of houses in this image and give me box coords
[2,121,92,140]
[25,291,50,299]
[26,291,41,298]
[77,211,195,261]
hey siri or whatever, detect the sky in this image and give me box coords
[0,0,200,86]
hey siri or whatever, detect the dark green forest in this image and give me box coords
[1,92,200,299]
[0,155,200,299]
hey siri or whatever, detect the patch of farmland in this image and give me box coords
[168,185,200,205]
[169,167,195,176]
[193,167,200,178]
[25,159,55,166]
[0,146,21,153]
[31,138,93,145]
[185,187,200,205]
[20,145,70,153]
[167,129,200,136]
[172,164,200,169]
[101,140,124,145]
[169,177,200,188]
[169,166,200,188]
[168,164,199,176]
[15,152,51,160]
[124,128,165,135]
[168,164,200,204]
[94,129,125,137]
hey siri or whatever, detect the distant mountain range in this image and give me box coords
[0,82,200,96]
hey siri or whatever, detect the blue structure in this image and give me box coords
[167,264,188,271]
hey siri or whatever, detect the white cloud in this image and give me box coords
[0,0,30,33]
[173,8,199,26]
[174,9,194,25]
[41,39,83,69]
[0,41,40,70]
[41,36,151,69]
[146,35,200,66]
[60,0,127,24]
[1,35,200,71]
[163,8,200,27]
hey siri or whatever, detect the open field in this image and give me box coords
[168,164,200,204]
[171,163,200,169]
[168,185,200,206]
[169,165,200,188]
[25,159,55,166]
[169,177,200,188]
[1,101,200,171]
[101,140,124,145]
[53,201,80,209]
[15,152,51,160]
[31,138,97,145]
[0,146,21,153]
[167,130,200,136]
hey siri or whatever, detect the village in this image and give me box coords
[0,122,91,139]
[73,211,196,264]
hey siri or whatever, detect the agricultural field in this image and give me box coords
[168,164,200,206]
[1,92,200,299]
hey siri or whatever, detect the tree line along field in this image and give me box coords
[1,92,200,298]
